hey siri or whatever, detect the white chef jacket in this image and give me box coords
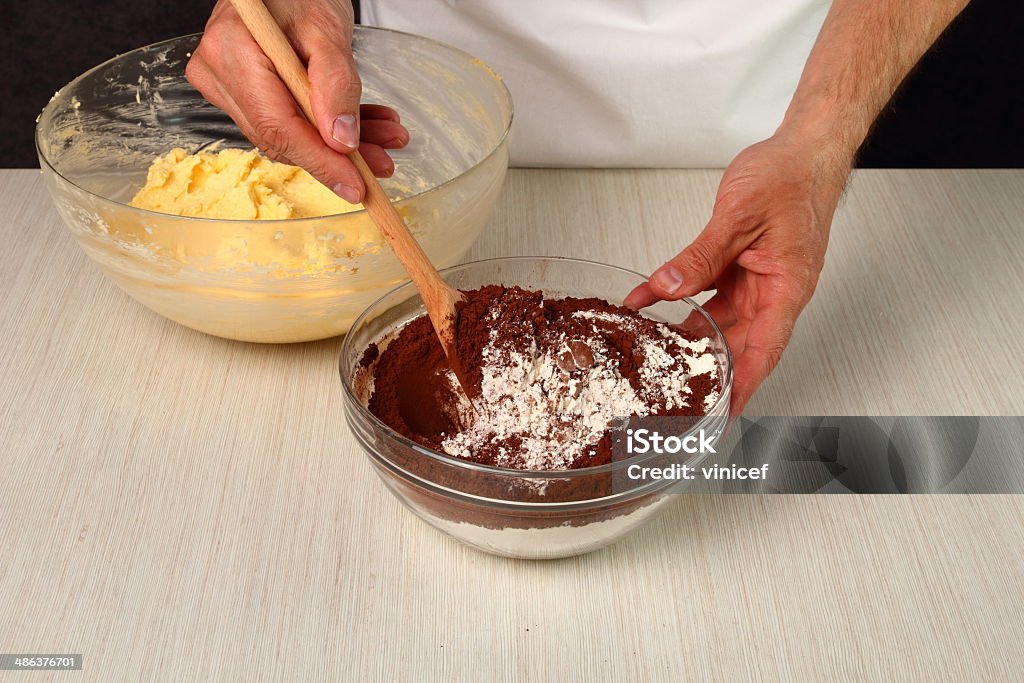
[362,0,830,167]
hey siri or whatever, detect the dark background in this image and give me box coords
[2,1,1020,168]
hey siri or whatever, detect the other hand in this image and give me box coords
[624,134,849,414]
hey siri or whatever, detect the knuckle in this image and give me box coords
[334,65,362,99]
[304,1,354,35]
[305,3,337,25]
[714,183,759,224]
[195,25,225,62]
[761,344,786,371]
[781,251,823,299]
[310,61,361,107]
[332,0,356,23]
[299,158,331,184]
[187,31,229,89]
[348,66,363,92]
[260,147,289,164]
[252,118,293,159]
[681,240,719,279]
[790,263,818,292]
[184,56,203,87]
[750,336,792,373]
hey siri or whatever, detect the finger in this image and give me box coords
[628,281,733,328]
[648,220,754,301]
[728,301,799,414]
[188,52,276,165]
[302,26,363,154]
[187,2,267,123]
[185,50,247,124]
[359,119,410,149]
[359,142,395,178]
[623,282,658,310]
[238,69,367,201]
[361,104,401,123]
[206,75,258,144]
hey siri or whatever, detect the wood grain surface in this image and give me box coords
[1,168,1023,681]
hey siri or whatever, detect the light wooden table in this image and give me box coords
[1,168,1022,681]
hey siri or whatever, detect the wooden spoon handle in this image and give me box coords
[228,0,458,327]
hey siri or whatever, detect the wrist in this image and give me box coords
[779,105,861,160]
[773,107,858,196]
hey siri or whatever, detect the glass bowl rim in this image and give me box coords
[34,26,514,226]
[339,255,735,479]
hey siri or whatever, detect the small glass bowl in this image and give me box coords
[36,28,512,343]
[340,257,733,559]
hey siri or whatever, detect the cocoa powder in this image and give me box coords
[366,285,721,471]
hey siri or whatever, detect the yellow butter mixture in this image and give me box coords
[130,147,362,219]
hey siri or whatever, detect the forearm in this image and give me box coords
[779,0,969,167]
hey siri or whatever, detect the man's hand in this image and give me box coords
[627,0,968,413]
[624,134,848,414]
[186,0,409,204]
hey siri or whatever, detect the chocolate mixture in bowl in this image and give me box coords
[363,285,721,470]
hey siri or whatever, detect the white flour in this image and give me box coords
[440,307,720,469]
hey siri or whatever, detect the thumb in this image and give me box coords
[648,219,752,300]
[307,43,362,153]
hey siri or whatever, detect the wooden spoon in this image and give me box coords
[229,0,468,386]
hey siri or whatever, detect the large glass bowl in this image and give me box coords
[36,28,512,343]
[340,257,733,559]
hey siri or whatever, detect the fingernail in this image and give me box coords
[332,114,359,149]
[653,265,684,294]
[332,183,361,204]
